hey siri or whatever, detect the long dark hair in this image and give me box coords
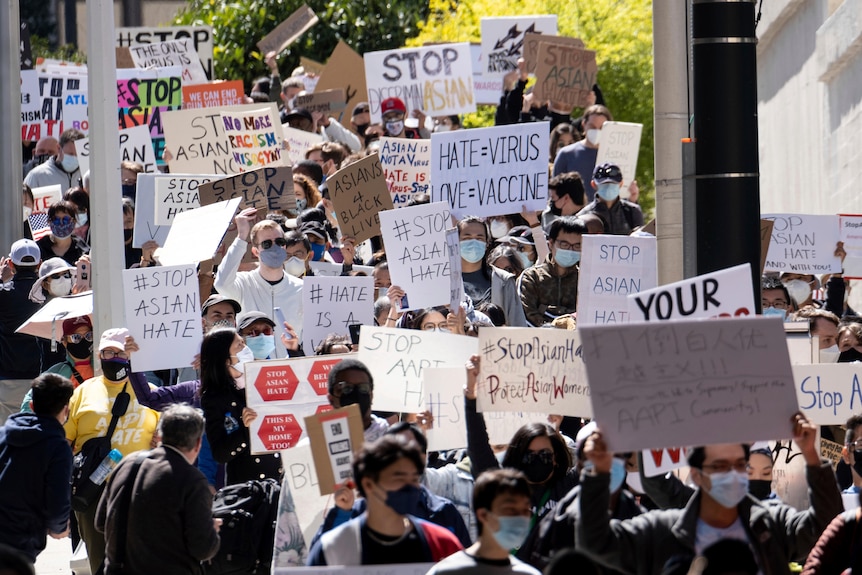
[502,422,572,485]
[457,216,492,281]
[199,327,238,396]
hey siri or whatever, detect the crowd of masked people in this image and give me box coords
[2,54,861,575]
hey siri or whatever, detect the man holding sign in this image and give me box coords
[578,163,643,236]
[576,414,841,575]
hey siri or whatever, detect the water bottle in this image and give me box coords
[89,449,122,485]
[224,411,240,434]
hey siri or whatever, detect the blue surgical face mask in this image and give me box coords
[492,515,531,550]
[76,212,88,227]
[60,154,78,173]
[596,182,621,202]
[705,470,749,509]
[310,242,326,261]
[460,239,486,264]
[516,250,533,270]
[762,306,787,321]
[609,458,627,493]
[384,484,422,515]
[554,248,581,268]
[259,245,287,268]
[245,334,275,360]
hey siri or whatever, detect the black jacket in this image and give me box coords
[0,271,43,378]
[0,413,73,562]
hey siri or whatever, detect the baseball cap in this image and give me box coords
[381,97,407,116]
[285,108,313,124]
[10,238,40,265]
[499,225,535,246]
[201,294,241,317]
[593,163,623,184]
[237,311,276,332]
[62,315,92,337]
[300,221,328,241]
[352,101,370,116]
[99,327,129,352]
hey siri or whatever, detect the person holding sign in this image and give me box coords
[577,163,643,236]
[518,217,585,326]
[426,469,541,575]
[326,359,389,443]
[576,414,842,575]
[214,209,303,353]
[306,434,463,565]
[552,106,610,200]
[368,97,429,140]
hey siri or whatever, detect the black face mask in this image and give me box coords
[748,479,772,501]
[339,390,372,418]
[122,184,137,200]
[522,461,555,484]
[66,340,92,360]
[32,153,50,165]
[123,229,133,242]
[355,123,369,137]
[840,349,862,363]
[101,359,130,382]
[853,451,862,479]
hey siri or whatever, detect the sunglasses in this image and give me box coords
[245,326,273,337]
[259,238,287,250]
[67,331,93,344]
[51,272,73,280]
[594,165,622,180]
[522,449,554,466]
[332,382,372,397]
[52,216,73,226]
[101,349,129,360]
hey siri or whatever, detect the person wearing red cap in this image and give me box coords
[374,97,429,140]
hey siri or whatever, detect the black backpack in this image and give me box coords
[205,479,280,575]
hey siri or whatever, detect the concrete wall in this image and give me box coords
[757,0,862,214]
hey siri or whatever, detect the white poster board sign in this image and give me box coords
[155,197,241,266]
[470,43,503,105]
[839,214,862,279]
[580,316,799,452]
[627,263,756,322]
[761,214,842,273]
[122,264,202,371]
[116,25,214,80]
[277,442,332,546]
[476,327,592,418]
[379,201,451,311]
[301,276,374,355]
[308,261,374,277]
[794,363,862,424]
[283,126,324,166]
[220,107,285,171]
[74,125,158,181]
[480,15,558,77]
[578,235,657,326]
[358,326,477,412]
[641,447,688,478]
[445,228,464,311]
[154,175,212,225]
[244,356,345,454]
[378,137,431,206]
[134,173,220,247]
[31,185,62,213]
[364,43,475,123]
[594,122,643,185]
[430,123,549,219]
[129,39,208,85]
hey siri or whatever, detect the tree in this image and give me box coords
[173,0,429,91]
[411,0,656,214]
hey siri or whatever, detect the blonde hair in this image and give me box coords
[250,219,283,246]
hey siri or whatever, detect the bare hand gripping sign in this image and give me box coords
[579,316,800,453]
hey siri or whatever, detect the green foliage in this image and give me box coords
[413,0,656,216]
[173,0,429,91]
[30,35,87,65]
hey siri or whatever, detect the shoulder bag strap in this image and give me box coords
[105,382,130,441]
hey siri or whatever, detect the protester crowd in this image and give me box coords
[2,39,862,575]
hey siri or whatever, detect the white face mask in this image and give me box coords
[489,220,511,239]
[48,276,73,297]
[820,344,840,364]
[231,345,255,389]
[23,206,32,222]
[784,279,812,305]
[586,129,601,146]
[284,256,306,277]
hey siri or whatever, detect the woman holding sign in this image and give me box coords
[199,327,283,484]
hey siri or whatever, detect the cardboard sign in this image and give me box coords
[308,261,374,277]
[116,25,214,80]
[133,173,218,247]
[154,175,213,225]
[641,447,687,478]
[129,39,208,85]
[116,47,134,69]
[162,102,280,174]
[293,89,346,114]
[117,67,183,164]
[579,316,799,452]
[430,123,549,219]
[761,214,842,273]
[328,154,393,243]
[469,43,503,105]
[445,228,463,311]
[578,235,658,326]
[476,327,592,417]
[594,122,643,185]
[627,263,756,322]
[760,219,774,275]
[182,80,246,109]
[523,34,584,75]
[21,71,88,141]
[122,264,202,371]
[75,125,157,180]
[378,202,451,311]
[31,185,62,213]
[839,214,862,279]
[155,197,241,266]
[301,275,374,355]
[357,326,478,412]
[282,126,324,166]
[300,56,325,76]
[257,4,319,56]
[480,15,557,76]
[364,43,475,123]
[533,42,597,108]
[315,41,368,127]
[305,404,365,495]
[821,437,843,468]
[794,363,862,424]
[244,355,346,453]
[378,137,431,206]
[220,107,285,171]
[198,166,294,211]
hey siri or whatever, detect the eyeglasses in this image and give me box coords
[522,449,554,466]
[245,326,273,337]
[848,438,862,450]
[51,272,72,280]
[554,239,581,251]
[761,299,788,310]
[52,216,72,226]
[67,331,93,344]
[332,381,372,397]
[421,322,450,332]
[594,165,622,181]
[701,461,749,474]
[101,349,129,360]
[259,238,287,250]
